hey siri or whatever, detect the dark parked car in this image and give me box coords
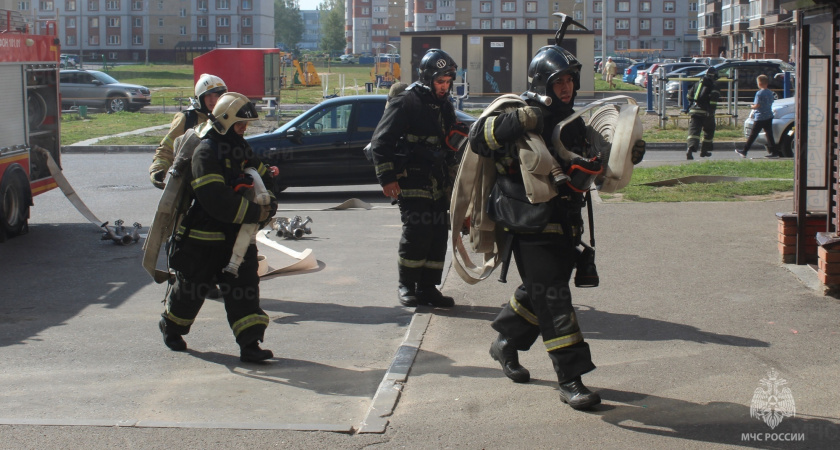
[664,65,717,98]
[59,69,151,112]
[649,62,707,87]
[693,60,795,101]
[246,95,476,194]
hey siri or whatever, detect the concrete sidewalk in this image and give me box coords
[389,198,840,448]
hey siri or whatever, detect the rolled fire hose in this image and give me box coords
[223,167,271,277]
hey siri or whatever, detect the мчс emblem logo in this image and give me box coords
[750,368,796,430]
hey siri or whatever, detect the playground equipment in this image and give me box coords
[293,60,321,86]
[370,53,400,88]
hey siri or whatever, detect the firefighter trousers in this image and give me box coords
[397,198,449,287]
[491,233,596,383]
[686,113,716,154]
[163,242,269,346]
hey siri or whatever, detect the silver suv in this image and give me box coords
[743,97,795,157]
[59,69,151,113]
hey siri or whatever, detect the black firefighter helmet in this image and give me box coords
[526,45,582,99]
[417,48,458,89]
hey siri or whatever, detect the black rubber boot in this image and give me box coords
[416,284,455,307]
[686,150,694,160]
[558,377,601,410]
[159,317,186,351]
[397,283,418,307]
[240,341,273,363]
[489,334,530,383]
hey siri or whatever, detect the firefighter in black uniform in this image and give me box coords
[468,45,602,410]
[369,48,460,308]
[158,92,278,363]
[686,67,721,160]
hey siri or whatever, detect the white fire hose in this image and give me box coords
[223,167,271,277]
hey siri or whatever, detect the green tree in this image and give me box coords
[319,0,346,56]
[275,0,303,51]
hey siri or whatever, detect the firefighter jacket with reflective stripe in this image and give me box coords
[153,109,207,166]
[177,129,275,246]
[688,77,721,116]
[469,98,586,234]
[369,84,459,192]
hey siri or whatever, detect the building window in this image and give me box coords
[158,35,163,44]
[217,34,230,44]
[574,10,582,20]
[689,20,698,30]
[106,0,118,10]
[198,0,207,11]
[242,17,251,27]
[594,18,602,30]
[132,0,141,10]
[501,1,515,12]
[502,18,515,29]
[664,19,675,30]
[158,18,163,26]
[19,1,31,10]
[616,19,629,30]
[664,1,675,12]
[198,17,207,27]
[133,17,141,27]
[553,1,559,12]
[89,17,98,27]
[480,1,490,13]
[89,35,99,45]
[526,1,536,13]
[217,16,229,26]
[439,13,453,20]
[107,34,119,45]
[425,1,432,9]
[66,35,76,45]
[639,40,651,49]
[217,0,229,9]
[107,17,119,27]
[615,40,629,50]
[66,17,75,28]
[180,8,186,17]
[594,38,602,51]
[242,0,251,9]
[640,1,650,12]
[617,1,629,12]
[594,2,602,13]
[132,34,142,44]
[664,40,675,50]
[361,6,368,14]
[480,19,490,29]
[87,0,97,10]
[526,19,536,29]
[179,26,186,35]
[639,19,650,30]
[243,34,252,44]
[66,0,76,11]
[40,1,54,10]
[689,1,698,12]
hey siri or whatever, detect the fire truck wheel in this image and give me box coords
[0,165,31,238]
[106,96,128,113]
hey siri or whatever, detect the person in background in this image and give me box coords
[738,74,779,158]
[603,56,617,90]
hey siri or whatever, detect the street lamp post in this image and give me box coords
[602,0,607,64]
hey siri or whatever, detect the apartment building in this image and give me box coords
[299,9,321,51]
[8,0,274,63]
[697,0,793,60]
[344,0,700,58]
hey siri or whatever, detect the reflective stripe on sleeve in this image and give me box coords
[485,116,503,150]
[191,173,226,190]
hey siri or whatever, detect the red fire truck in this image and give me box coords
[0,10,61,242]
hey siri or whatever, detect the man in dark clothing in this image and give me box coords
[369,49,461,308]
[686,67,721,160]
[467,44,603,410]
[158,92,278,363]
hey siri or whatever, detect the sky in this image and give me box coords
[298,0,321,10]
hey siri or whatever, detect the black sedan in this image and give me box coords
[246,94,476,194]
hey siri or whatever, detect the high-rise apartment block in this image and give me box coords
[6,0,274,63]
[697,0,793,60]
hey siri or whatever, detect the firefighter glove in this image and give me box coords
[631,139,646,165]
[149,158,171,190]
[516,106,544,134]
[258,199,278,228]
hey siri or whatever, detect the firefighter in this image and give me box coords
[148,73,227,189]
[158,92,278,363]
[369,48,461,308]
[468,45,603,410]
[686,67,721,160]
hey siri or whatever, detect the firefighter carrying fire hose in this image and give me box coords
[158,92,278,363]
